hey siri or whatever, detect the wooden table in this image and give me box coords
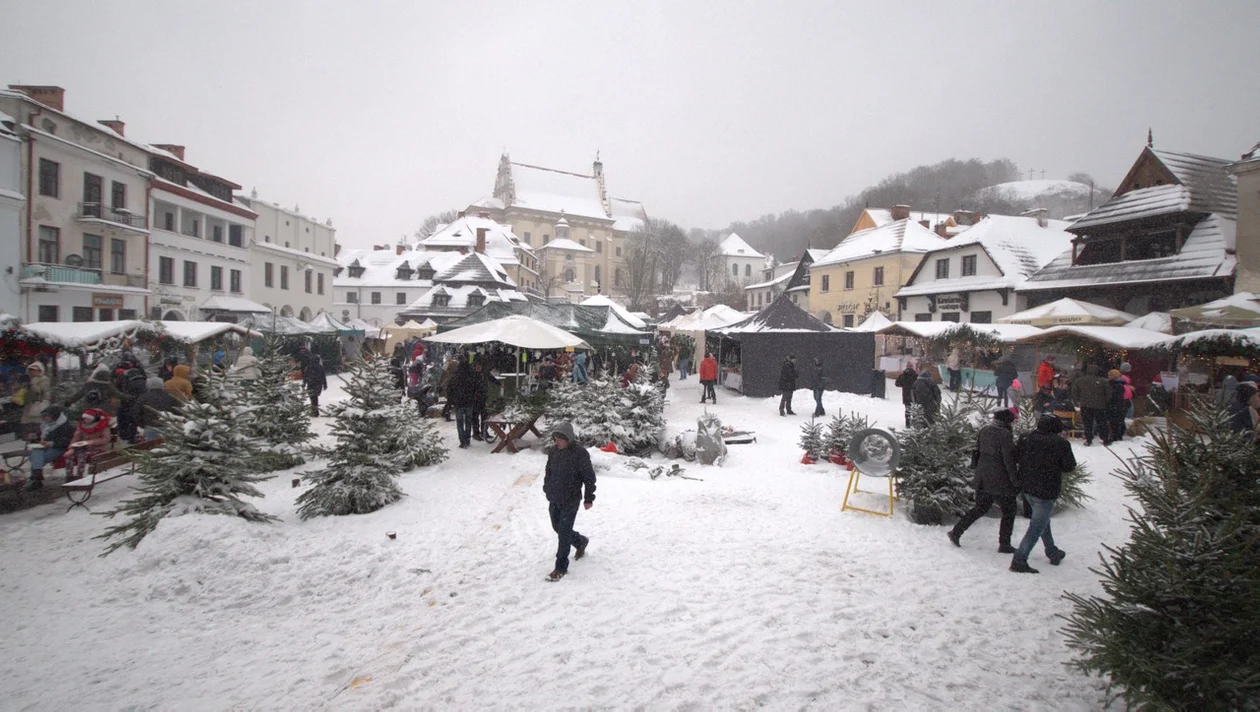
[485,413,545,454]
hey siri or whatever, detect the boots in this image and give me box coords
[23,470,43,491]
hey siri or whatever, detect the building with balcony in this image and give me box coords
[234,192,338,320]
[0,86,151,323]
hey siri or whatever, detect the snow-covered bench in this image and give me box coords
[61,438,162,511]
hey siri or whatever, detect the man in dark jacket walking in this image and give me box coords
[949,409,1019,552]
[778,355,798,416]
[1010,414,1076,573]
[911,369,941,426]
[994,358,1018,407]
[811,357,827,417]
[303,355,329,416]
[1069,364,1111,446]
[894,365,918,427]
[543,421,597,581]
[448,360,481,448]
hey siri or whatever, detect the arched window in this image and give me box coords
[299,307,313,321]
[732,263,738,276]
[280,305,294,317]
[745,264,751,277]
[564,268,575,282]
[594,265,601,284]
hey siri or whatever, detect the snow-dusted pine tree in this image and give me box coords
[296,355,425,519]
[895,397,980,524]
[242,336,313,471]
[798,418,824,459]
[1012,398,1093,511]
[98,397,278,554]
[543,377,665,455]
[825,412,850,457]
[1061,407,1260,709]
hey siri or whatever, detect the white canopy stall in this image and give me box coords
[660,304,746,365]
[999,298,1137,327]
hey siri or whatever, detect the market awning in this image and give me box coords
[874,321,1042,343]
[848,311,894,332]
[1014,325,1174,350]
[199,296,272,314]
[18,319,259,350]
[998,298,1136,326]
[1169,292,1260,327]
[155,321,260,343]
[425,315,591,350]
[307,311,364,336]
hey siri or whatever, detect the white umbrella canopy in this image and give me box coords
[1169,292,1260,328]
[849,311,894,332]
[425,315,591,350]
[998,298,1136,326]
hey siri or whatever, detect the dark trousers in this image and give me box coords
[1081,407,1105,443]
[779,390,794,414]
[948,369,962,392]
[996,384,1009,407]
[548,500,586,573]
[903,403,914,428]
[455,406,474,446]
[701,381,717,402]
[813,388,825,417]
[117,407,137,442]
[950,491,1018,547]
[309,390,322,415]
[1107,407,1126,442]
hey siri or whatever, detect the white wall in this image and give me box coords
[902,290,1021,323]
[0,133,21,317]
[149,188,252,319]
[332,288,429,327]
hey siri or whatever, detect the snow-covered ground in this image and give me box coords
[0,376,1141,709]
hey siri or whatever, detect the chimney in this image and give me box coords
[1022,208,1049,228]
[457,210,466,219]
[475,227,487,254]
[9,85,65,112]
[97,118,125,136]
[953,210,982,226]
[891,204,911,221]
[935,223,949,238]
[396,244,405,256]
[477,210,490,219]
[919,219,930,229]
[373,244,390,251]
[153,144,186,161]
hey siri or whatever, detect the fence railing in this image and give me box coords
[21,263,103,285]
[78,202,147,229]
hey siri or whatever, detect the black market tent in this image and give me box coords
[710,295,875,397]
[435,301,651,348]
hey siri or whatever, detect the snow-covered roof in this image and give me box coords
[403,283,527,319]
[713,295,833,334]
[896,215,1072,298]
[426,315,591,350]
[814,219,945,267]
[1024,214,1236,291]
[804,248,830,263]
[1070,149,1237,231]
[509,163,609,222]
[1169,291,1260,327]
[1015,325,1174,350]
[433,251,518,288]
[1069,185,1191,230]
[580,294,647,329]
[848,311,894,332]
[1166,327,1260,351]
[610,197,648,233]
[416,215,529,264]
[20,319,258,348]
[719,233,763,258]
[156,320,262,343]
[251,238,340,267]
[743,270,795,291]
[306,312,362,335]
[862,209,954,230]
[537,238,594,253]
[978,179,1091,201]
[334,248,463,289]
[199,296,271,314]
[875,321,1042,343]
[1152,149,1237,217]
[1125,311,1173,334]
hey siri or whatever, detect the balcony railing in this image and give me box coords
[78,203,147,230]
[22,262,102,285]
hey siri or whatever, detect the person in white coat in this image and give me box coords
[230,346,262,382]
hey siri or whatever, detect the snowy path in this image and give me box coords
[0,375,1140,709]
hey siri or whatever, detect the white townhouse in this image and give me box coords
[895,212,1073,323]
[0,86,151,323]
[719,233,765,287]
[0,110,23,317]
[333,247,463,327]
[235,193,338,320]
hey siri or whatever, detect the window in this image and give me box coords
[211,225,223,243]
[914,313,932,322]
[163,211,175,231]
[396,292,407,305]
[304,270,312,294]
[346,292,359,303]
[970,311,992,324]
[98,308,114,321]
[745,264,751,277]
[615,246,622,257]
[594,265,601,284]
[370,291,381,304]
[119,309,137,320]
[873,266,884,286]
[432,293,451,308]
[38,159,59,197]
[229,224,244,247]
[73,307,94,322]
[82,234,102,270]
[183,260,197,287]
[564,268,575,282]
[83,173,103,206]
[38,305,58,322]
[111,181,126,211]
[467,293,485,308]
[211,266,224,291]
[264,263,274,287]
[523,231,531,244]
[280,266,289,290]
[159,257,175,285]
[821,274,830,292]
[317,272,324,295]
[732,263,739,276]
[615,267,623,286]
[38,226,59,263]
[543,234,550,244]
[844,271,855,290]
[596,242,602,253]
[935,259,949,279]
[961,255,977,277]
[110,238,125,273]
[843,314,855,328]
[230,269,242,293]
[940,312,960,323]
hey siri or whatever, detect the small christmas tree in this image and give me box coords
[1011,398,1093,511]
[98,397,278,554]
[544,377,665,455]
[242,336,313,471]
[825,412,850,457]
[1061,407,1260,709]
[296,355,431,519]
[798,418,824,460]
[895,397,980,525]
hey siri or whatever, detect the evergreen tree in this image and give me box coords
[825,412,850,457]
[243,336,313,471]
[296,355,435,519]
[1012,398,1093,511]
[98,397,278,554]
[544,377,665,455]
[798,418,824,459]
[1061,408,1260,709]
[895,397,980,525]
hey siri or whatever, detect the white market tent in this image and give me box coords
[875,321,1043,343]
[238,314,327,335]
[849,311,894,332]
[998,298,1137,326]
[382,320,436,352]
[1014,325,1174,350]
[20,319,258,351]
[1165,327,1260,351]
[1125,311,1173,334]
[660,304,747,363]
[580,295,647,329]
[155,321,261,343]
[307,312,364,336]
[344,317,381,340]
[1169,292,1260,328]
[425,315,590,350]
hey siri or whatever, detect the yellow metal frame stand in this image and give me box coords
[841,469,897,517]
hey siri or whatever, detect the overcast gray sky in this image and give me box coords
[4,1,1257,248]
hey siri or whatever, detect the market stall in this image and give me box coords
[1015,325,1175,408]
[998,297,1137,327]
[874,321,1044,395]
[1169,292,1260,329]
[659,304,746,366]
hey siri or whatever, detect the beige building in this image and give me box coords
[470,153,647,299]
[809,219,946,328]
[236,193,339,321]
[1229,141,1260,295]
[1,85,151,323]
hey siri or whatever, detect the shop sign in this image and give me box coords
[92,293,125,308]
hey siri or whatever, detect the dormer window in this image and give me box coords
[347,259,365,279]
[418,266,436,281]
[396,263,414,281]
[467,293,486,308]
[433,293,451,308]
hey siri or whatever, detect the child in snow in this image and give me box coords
[66,408,112,481]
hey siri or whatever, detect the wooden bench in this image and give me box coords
[62,438,164,512]
[485,413,544,454]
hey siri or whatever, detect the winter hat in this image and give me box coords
[1037,414,1063,434]
[27,362,44,374]
[146,376,164,390]
[1120,362,1132,373]
[1152,374,1163,384]
[1108,369,1122,379]
[992,409,1016,424]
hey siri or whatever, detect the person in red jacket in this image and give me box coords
[698,352,719,404]
[66,408,112,481]
[1036,356,1056,391]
